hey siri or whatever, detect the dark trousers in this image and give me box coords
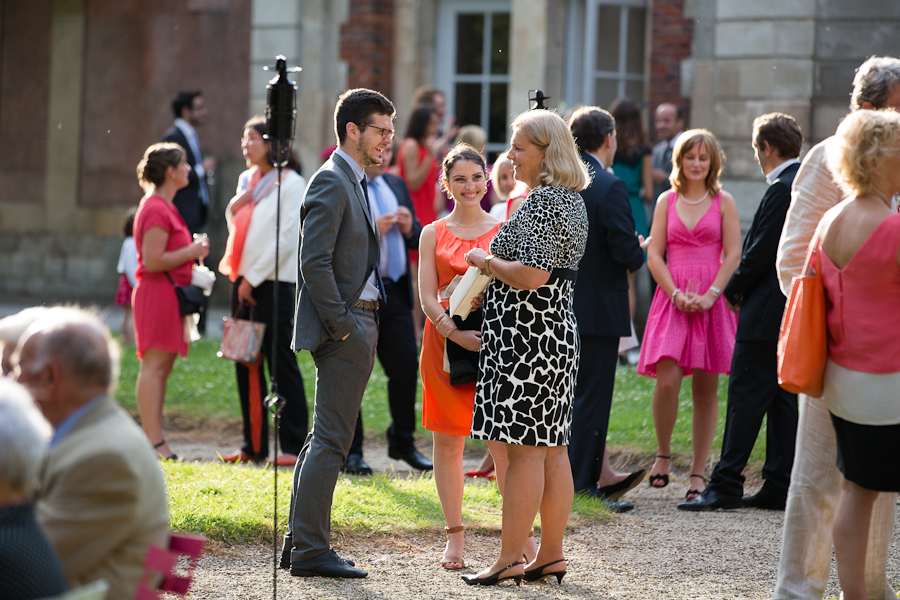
[708,340,798,498]
[568,335,620,493]
[231,278,308,457]
[349,278,419,455]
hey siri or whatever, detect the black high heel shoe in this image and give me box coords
[461,561,523,586]
[523,558,567,584]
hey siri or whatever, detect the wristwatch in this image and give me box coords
[484,254,495,276]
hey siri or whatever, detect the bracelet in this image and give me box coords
[671,288,682,303]
[484,255,494,276]
[708,285,721,297]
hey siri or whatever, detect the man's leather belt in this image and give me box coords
[354,299,379,310]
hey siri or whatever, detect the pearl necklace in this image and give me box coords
[679,191,710,206]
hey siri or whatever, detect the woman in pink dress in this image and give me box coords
[638,129,741,500]
[132,143,209,460]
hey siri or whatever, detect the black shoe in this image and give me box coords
[597,469,647,502]
[461,561,523,586]
[341,453,373,476]
[677,488,742,511]
[281,538,355,569]
[290,549,367,578]
[522,558,567,584]
[603,499,634,513]
[388,446,434,471]
[742,488,787,510]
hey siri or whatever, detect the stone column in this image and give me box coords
[508,0,549,117]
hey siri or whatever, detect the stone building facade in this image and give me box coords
[1,0,898,303]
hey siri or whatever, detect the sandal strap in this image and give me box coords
[153,439,167,449]
[655,455,671,460]
[690,473,707,481]
[444,525,464,535]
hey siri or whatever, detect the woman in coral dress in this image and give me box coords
[419,144,501,570]
[132,143,210,460]
[638,129,741,501]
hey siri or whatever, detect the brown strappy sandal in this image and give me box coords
[441,525,465,570]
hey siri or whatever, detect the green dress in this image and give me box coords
[611,145,651,238]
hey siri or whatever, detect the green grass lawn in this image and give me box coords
[117,337,769,545]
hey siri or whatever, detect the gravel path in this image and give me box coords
[167,430,900,600]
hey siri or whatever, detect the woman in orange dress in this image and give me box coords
[419,144,501,570]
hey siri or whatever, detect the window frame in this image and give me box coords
[581,0,650,107]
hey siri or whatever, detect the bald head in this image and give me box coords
[14,308,118,425]
[655,103,683,142]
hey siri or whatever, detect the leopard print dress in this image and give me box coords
[470,185,588,446]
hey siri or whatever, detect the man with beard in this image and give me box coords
[282,88,395,579]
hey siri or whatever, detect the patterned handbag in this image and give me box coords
[777,232,826,397]
[218,304,266,363]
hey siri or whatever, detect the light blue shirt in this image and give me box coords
[334,148,380,301]
[49,394,105,448]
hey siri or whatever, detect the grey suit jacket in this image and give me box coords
[292,152,381,351]
[651,139,673,200]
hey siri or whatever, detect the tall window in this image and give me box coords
[436,1,510,158]
[583,0,648,108]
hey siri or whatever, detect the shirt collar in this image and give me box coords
[586,152,606,170]
[765,158,800,185]
[174,118,197,139]
[334,148,365,184]
[49,394,105,448]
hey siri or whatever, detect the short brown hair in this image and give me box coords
[669,129,725,195]
[136,143,185,192]
[569,106,615,153]
[753,113,802,159]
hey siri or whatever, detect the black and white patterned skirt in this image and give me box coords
[470,275,580,446]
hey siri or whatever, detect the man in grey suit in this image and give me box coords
[650,103,685,200]
[282,88,395,579]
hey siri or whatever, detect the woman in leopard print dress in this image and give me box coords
[462,110,589,586]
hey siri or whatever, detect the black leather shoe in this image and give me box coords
[597,469,647,502]
[290,549,367,578]
[742,488,787,510]
[388,446,434,471]
[341,453,373,476]
[281,538,355,569]
[603,499,634,513]
[677,488,742,511]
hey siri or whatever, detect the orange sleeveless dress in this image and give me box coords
[421,219,502,435]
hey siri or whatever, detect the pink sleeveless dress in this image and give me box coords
[637,191,737,377]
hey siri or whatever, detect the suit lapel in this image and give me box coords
[332,153,377,236]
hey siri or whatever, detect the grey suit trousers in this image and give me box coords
[288,307,378,562]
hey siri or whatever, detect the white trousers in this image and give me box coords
[772,393,897,599]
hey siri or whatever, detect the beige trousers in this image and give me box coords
[772,393,897,599]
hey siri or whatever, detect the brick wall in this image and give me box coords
[340,0,394,95]
[649,0,692,139]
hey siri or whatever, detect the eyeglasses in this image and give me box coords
[359,123,395,140]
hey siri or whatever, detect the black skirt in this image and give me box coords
[830,413,900,492]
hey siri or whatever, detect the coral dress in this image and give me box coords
[421,219,502,435]
[132,195,193,359]
[637,191,737,377]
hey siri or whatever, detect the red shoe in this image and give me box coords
[220,451,256,464]
[268,453,298,467]
[465,467,496,478]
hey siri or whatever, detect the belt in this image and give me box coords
[353,299,379,310]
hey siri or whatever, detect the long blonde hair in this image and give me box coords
[510,111,590,191]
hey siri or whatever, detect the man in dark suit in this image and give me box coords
[678,113,802,512]
[343,144,432,475]
[282,88,395,579]
[161,91,214,234]
[650,103,685,200]
[568,106,646,512]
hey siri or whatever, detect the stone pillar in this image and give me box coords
[508,0,549,117]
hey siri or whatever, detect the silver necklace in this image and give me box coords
[680,191,710,206]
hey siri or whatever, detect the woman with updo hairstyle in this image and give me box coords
[813,109,900,600]
[132,142,209,460]
[418,143,502,570]
[218,116,309,466]
[463,110,589,586]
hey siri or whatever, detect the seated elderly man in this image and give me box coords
[0,378,68,600]
[13,307,169,600]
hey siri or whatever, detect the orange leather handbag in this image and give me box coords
[777,233,827,397]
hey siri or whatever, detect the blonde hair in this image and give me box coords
[490,154,514,201]
[826,109,900,197]
[455,125,487,153]
[669,129,724,195]
[510,110,590,191]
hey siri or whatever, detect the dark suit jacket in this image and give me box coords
[380,172,422,306]
[293,152,381,350]
[162,124,206,233]
[573,152,645,338]
[724,162,800,342]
